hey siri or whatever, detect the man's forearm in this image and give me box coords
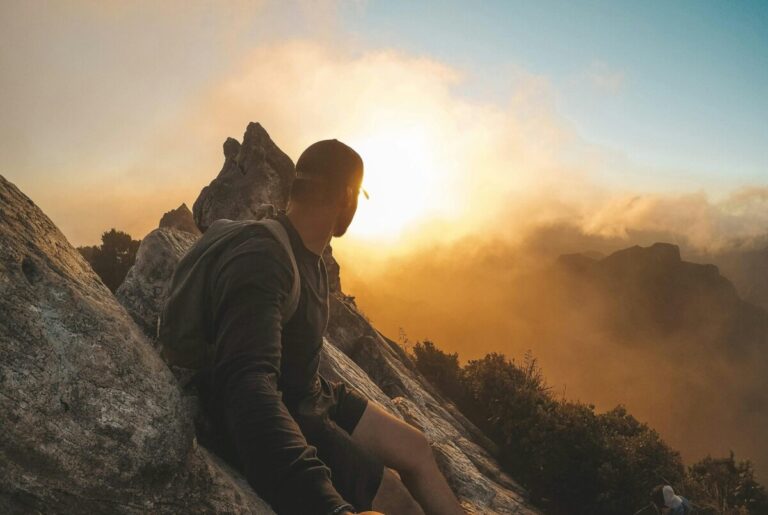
[222,368,351,514]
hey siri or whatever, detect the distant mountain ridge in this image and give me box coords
[557,242,768,343]
[695,243,768,313]
[550,241,768,477]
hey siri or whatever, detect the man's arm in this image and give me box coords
[209,237,353,515]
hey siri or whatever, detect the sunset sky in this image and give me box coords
[4,0,768,475]
[1,0,767,251]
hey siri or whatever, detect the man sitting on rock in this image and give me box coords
[196,139,465,515]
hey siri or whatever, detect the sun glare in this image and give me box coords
[347,124,451,240]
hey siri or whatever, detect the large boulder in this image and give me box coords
[114,122,540,514]
[116,228,199,340]
[0,174,273,514]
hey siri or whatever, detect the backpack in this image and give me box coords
[156,214,301,387]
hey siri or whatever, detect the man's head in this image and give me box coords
[651,484,666,509]
[287,138,366,237]
[651,484,683,511]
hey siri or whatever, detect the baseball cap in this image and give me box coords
[294,139,369,200]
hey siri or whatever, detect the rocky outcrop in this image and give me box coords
[0,175,273,514]
[192,123,344,295]
[113,122,538,513]
[192,122,296,232]
[116,228,200,339]
[159,203,201,236]
[1,121,539,514]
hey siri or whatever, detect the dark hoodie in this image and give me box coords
[195,210,353,515]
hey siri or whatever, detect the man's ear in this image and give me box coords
[340,184,354,207]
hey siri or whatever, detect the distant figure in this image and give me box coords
[188,139,465,515]
[651,484,693,514]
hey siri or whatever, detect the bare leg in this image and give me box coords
[351,401,465,515]
[371,467,425,515]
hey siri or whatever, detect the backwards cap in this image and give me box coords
[295,139,368,199]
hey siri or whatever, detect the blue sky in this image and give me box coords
[341,0,767,186]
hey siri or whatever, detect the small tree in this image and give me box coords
[411,340,468,406]
[683,452,768,513]
[77,228,141,292]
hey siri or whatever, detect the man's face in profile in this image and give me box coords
[332,184,361,238]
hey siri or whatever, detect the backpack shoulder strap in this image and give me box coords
[257,217,301,322]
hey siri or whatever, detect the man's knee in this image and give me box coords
[372,467,425,515]
[400,428,433,474]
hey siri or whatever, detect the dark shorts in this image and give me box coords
[291,376,385,512]
[197,374,384,512]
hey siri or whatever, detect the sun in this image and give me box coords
[346,125,451,241]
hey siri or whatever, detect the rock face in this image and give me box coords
[192,122,296,232]
[116,228,200,339]
[113,123,538,513]
[0,175,274,514]
[159,203,201,236]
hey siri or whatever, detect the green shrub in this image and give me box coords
[77,228,140,292]
[682,452,768,514]
[409,339,768,514]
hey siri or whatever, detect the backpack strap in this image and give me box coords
[257,217,301,323]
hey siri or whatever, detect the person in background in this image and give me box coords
[651,484,693,514]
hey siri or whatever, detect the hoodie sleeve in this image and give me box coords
[208,236,353,515]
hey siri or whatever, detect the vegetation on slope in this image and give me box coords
[409,339,768,514]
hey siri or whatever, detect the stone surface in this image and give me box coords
[159,203,201,236]
[192,122,296,233]
[116,227,200,340]
[0,174,273,514]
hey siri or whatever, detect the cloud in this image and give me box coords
[577,189,768,251]
[115,37,592,252]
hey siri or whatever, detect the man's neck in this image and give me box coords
[285,204,334,256]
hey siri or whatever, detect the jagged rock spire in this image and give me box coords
[159,203,201,236]
[193,122,295,233]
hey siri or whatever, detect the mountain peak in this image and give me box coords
[605,242,681,265]
[192,121,295,232]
